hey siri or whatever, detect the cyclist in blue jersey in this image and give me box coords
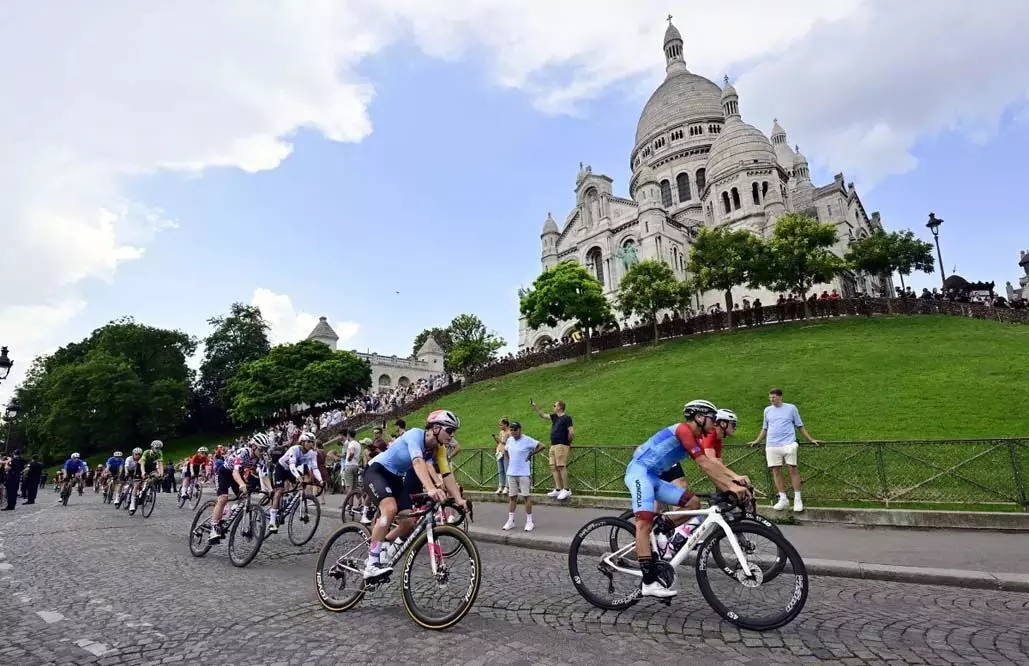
[625,399,751,598]
[103,451,125,491]
[59,453,88,503]
[362,409,467,579]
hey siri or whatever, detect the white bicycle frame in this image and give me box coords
[601,503,755,578]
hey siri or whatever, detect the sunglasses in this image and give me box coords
[443,426,457,435]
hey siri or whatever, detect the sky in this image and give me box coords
[2,0,1029,406]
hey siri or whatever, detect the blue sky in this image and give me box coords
[3,1,1028,404]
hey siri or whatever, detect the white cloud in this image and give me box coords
[251,288,359,348]
[3,0,1028,402]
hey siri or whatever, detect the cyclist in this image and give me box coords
[58,453,88,503]
[361,409,468,580]
[179,446,209,501]
[624,400,750,599]
[103,451,125,496]
[116,448,143,508]
[209,434,267,545]
[269,431,323,533]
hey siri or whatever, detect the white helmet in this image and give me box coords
[113,451,123,457]
[197,446,208,454]
[250,432,271,450]
[683,399,718,420]
[714,409,738,426]
[299,431,316,445]
[132,447,143,455]
[150,439,163,449]
[71,452,80,459]
[427,409,461,430]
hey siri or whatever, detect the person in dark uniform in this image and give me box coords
[23,455,43,504]
[2,449,25,510]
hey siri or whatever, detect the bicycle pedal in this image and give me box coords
[656,597,673,607]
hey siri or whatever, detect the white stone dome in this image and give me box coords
[541,212,559,235]
[634,71,724,148]
[706,119,777,181]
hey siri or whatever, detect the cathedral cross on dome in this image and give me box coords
[667,14,673,23]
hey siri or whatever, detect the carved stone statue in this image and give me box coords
[616,243,639,270]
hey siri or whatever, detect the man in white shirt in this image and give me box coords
[501,422,544,532]
[342,430,361,494]
[748,387,820,512]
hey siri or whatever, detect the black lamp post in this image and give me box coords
[926,213,947,289]
[0,346,13,382]
[3,399,19,455]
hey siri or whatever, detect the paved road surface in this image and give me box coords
[0,490,1027,665]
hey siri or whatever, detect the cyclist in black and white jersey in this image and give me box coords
[208,434,268,544]
[267,431,323,533]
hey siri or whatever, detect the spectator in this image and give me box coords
[530,398,575,500]
[501,422,543,532]
[342,431,361,493]
[491,417,512,495]
[2,449,25,511]
[747,387,820,512]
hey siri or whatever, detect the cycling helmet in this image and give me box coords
[132,447,143,455]
[714,409,738,426]
[299,431,317,445]
[427,409,461,430]
[197,446,208,454]
[683,399,718,420]
[71,452,80,459]
[250,432,271,450]
[150,439,163,449]
[113,451,123,457]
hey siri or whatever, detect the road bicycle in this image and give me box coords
[568,489,808,632]
[267,481,321,546]
[136,475,159,518]
[177,478,203,510]
[188,488,269,567]
[314,494,481,630]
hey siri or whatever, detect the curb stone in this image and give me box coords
[466,526,1029,594]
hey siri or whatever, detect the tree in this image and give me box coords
[445,314,506,375]
[845,229,934,292]
[225,340,371,423]
[411,327,455,368]
[616,259,686,343]
[761,213,846,317]
[686,227,765,329]
[519,260,615,358]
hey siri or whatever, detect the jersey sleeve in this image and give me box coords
[405,433,424,462]
[674,423,705,461]
[700,432,720,451]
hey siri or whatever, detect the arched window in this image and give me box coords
[378,374,392,388]
[762,181,769,199]
[695,168,706,194]
[586,246,605,288]
[676,173,691,202]
[721,191,731,215]
[660,180,673,207]
[752,182,760,205]
[731,188,741,210]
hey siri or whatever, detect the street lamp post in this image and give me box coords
[3,399,19,455]
[0,346,13,382]
[926,213,947,289]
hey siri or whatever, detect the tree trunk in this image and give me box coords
[800,289,811,318]
[724,289,735,330]
[652,312,660,344]
[583,330,592,360]
[898,272,906,292]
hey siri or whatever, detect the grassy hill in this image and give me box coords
[403,315,1029,447]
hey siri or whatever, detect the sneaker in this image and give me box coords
[557,489,571,500]
[495,487,504,495]
[772,497,789,511]
[502,518,515,531]
[208,529,223,545]
[641,580,678,598]
[524,521,534,532]
[362,562,393,580]
[793,498,804,513]
[359,508,372,525]
[267,523,278,534]
[546,489,560,498]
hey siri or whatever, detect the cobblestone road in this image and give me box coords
[1,492,1027,665]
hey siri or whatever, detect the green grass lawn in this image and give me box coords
[405,315,1029,447]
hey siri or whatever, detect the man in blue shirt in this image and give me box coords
[748,387,820,512]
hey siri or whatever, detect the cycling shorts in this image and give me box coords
[625,461,688,514]
[363,463,415,512]
[659,463,685,483]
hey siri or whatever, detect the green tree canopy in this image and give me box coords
[616,259,688,342]
[445,313,506,375]
[687,227,765,328]
[761,213,846,315]
[844,229,934,292]
[411,327,455,369]
[519,260,614,357]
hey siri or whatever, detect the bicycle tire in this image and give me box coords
[189,500,217,557]
[190,484,203,510]
[227,502,267,568]
[288,495,321,547]
[314,523,371,612]
[694,522,808,631]
[568,516,641,611]
[400,524,481,630]
[711,515,788,582]
[142,487,156,518]
[177,488,188,509]
[340,491,363,523]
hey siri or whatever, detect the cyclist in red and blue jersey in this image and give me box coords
[625,399,750,598]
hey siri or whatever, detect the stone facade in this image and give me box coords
[306,317,445,392]
[518,19,894,351]
[1005,250,1029,301]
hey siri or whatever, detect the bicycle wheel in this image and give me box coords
[288,495,321,547]
[141,486,157,518]
[189,500,217,557]
[340,491,364,523]
[177,487,188,509]
[190,484,203,510]
[314,523,371,612]
[227,502,268,568]
[694,522,808,631]
[568,516,641,611]
[712,518,788,583]
[400,524,481,630]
